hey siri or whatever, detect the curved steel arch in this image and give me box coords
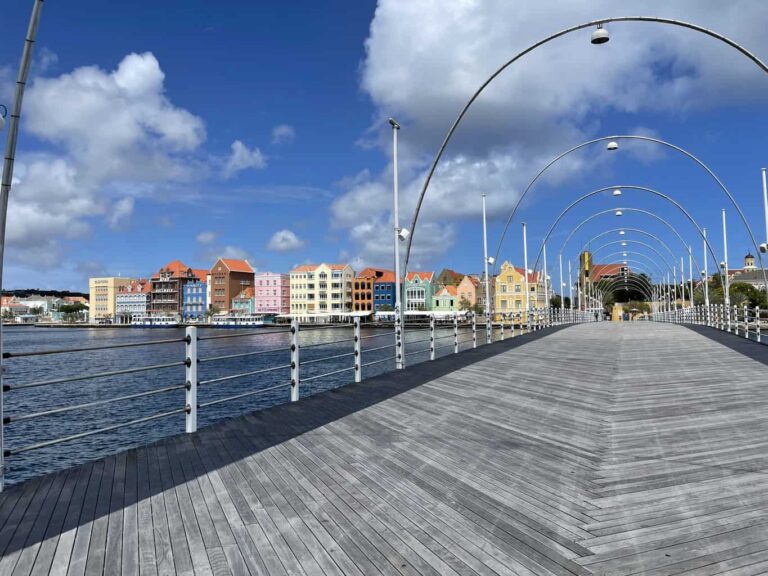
[528,184,714,282]
[578,252,668,281]
[402,16,768,288]
[581,239,676,276]
[574,227,680,267]
[557,208,715,281]
[596,275,656,299]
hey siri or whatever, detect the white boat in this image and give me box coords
[210,314,266,328]
[130,315,179,328]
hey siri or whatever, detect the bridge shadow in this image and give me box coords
[0,324,570,563]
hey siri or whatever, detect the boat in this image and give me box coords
[130,314,179,328]
[210,314,266,328]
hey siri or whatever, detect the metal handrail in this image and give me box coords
[359,331,397,340]
[3,336,185,358]
[7,360,187,391]
[199,364,291,386]
[7,407,188,456]
[197,328,291,341]
[302,366,355,383]
[300,336,354,349]
[361,343,396,353]
[5,383,186,424]
[199,346,287,363]
[197,382,289,408]
[361,355,396,368]
[300,351,355,366]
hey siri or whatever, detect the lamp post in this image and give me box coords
[762,167,768,253]
[389,118,405,369]
[703,228,710,309]
[0,0,46,493]
[568,260,573,311]
[722,208,730,308]
[522,222,529,327]
[482,194,492,343]
[543,243,549,323]
[688,246,693,309]
[559,252,564,309]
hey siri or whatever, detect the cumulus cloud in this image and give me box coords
[223,140,267,178]
[267,229,305,252]
[196,231,218,245]
[271,124,296,145]
[200,244,254,264]
[333,0,768,267]
[8,52,207,268]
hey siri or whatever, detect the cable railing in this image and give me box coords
[0,308,591,486]
[652,303,765,344]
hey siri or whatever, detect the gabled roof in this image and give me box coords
[459,275,481,288]
[437,285,458,296]
[233,287,255,300]
[375,271,397,283]
[357,267,394,280]
[513,267,539,283]
[217,259,254,274]
[192,269,208,282]
[291,264,318,273]
[406,271,433,282]
[153,260,196,279]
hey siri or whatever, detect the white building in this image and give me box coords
[115,280,151,322]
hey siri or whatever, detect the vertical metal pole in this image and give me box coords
[680,256,685,308]
[290,319,300,401]
[757,306,761,343]
[0,0,45,493]
[500,313,505,340]
[390,119,404,370]
[568,260,573,312]
[185,326,198,433]
[559,252,564,317]
[723,208,730,309]
[472,312,477,348]
[522,222,529,331]
[703,228,710,325]
[429,315,435,360]
[353,317,361,382]
[482,194,492,344]
[688,246,694,310]
[543,243,549,327]
[743,305,749,339]
[453,312,458,354]
[762,167,768,249]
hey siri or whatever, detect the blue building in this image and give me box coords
[183,281,207,320]
[373,271,397,311]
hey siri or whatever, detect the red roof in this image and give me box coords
[234,287,255,300]
[592,264,628,281]
[192,269,208,282]
[357,267,395,280]
[328,264,350,270]
[291,264,318,273]
[375,271,397,283]
[513,267,539,283]
[1,296,18,307]
[153,260,195,279]
[406,271,433,282]
[438,285,458,296]
[218,259,254,274]
[461,275,481,288]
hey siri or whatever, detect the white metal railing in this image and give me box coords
[0,308,592,487]
[651,303,766,344]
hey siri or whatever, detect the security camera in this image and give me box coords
[719,261,726,269]
[760,243,768,254]
[397,228,410,241]
[487,256,495,265]
[701,270,706,277]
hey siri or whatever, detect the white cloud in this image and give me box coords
[333,0,768,266]
[7,52,207,268]
[271,124,295,145]
[196,231,218,245]
[267,229,305,252]
[199,244,253,264]
[223,140,267,178]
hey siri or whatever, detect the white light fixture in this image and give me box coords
[622,252,627,257]
[619,230,625,235]
[621,242,627,246]
[719,261,726,269]
[615,210,623,217]
[398,228,410,242]
[487,256,495,265]
[607,141,619,151]
[591,25,610,45]
[612,189,622,197]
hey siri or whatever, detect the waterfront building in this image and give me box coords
[254,272,290,315]
[494,261,545,321]
[115,280,150,322]
[231,287,256,314]
[290,263,355,318]
[432,285,458,312]
[17,295,63,315]
[209,258,255,313]
[183,280,208,320]
[149,261,207,317]
[435,268,464,288]
[353,268,396,313]
[404,271,435,311]
[89,277,133,321]
[63,296,89,307]
[457,275,481,309]
[1,296,28,317]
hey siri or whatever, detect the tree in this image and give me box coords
[459,297,473,311]
[730,282,768,308]
[59,303,87,314]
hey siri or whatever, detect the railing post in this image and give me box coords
[500,313,505,341]
[485,308,492,345]
[743,305,749,339]
[453,312,459,354]
[757,306,762,343]
[395,308,404,370]
[185,326,198,433]
[429,315,435,360]
[354,317,362,382]
[290,319,300,401]
[472,312,477,348]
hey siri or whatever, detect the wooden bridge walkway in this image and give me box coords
[1,322,768,575]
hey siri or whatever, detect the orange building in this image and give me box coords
[209,258,255,313]
[353,268,394,313]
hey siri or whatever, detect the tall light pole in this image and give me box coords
[688,246,693,308]
[522,222,530,327]
[703,228,710,309]
[482,194,492,343]
[568,260,573,310]
[0,0,45,493]
[389,118,405,369]
[558,252,564,309]
[680,256,685,307]
[722,208,730,307]
[543,243,549,320]
[762,167,768,252]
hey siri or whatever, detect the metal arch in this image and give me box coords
[595,272,656,295]
[576,228,679,266]
[582,240,676,276]
[579,252,668,280]
[565,254,666,284]
[528,185,716,285]
[557,207,717,283]
[403,16,768,287]
[578,261,659,290]
[492,136,768,290]
[597,278,655,301]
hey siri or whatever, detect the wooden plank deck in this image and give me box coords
[1,322,768,575]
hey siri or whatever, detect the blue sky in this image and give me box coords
[2,1,768,291]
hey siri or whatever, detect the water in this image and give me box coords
[2,323,471,485]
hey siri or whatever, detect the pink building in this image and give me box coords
[254,272,290,314]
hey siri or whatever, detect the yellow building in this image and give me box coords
[89,277,132,321]
[493,261,546,321]
[289,263,355,320]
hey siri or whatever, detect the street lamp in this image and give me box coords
[389,117,405,369]
[612,189,622,197]
[591,25,610,45]
[615,210,623,217]
[606,141,619,151]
